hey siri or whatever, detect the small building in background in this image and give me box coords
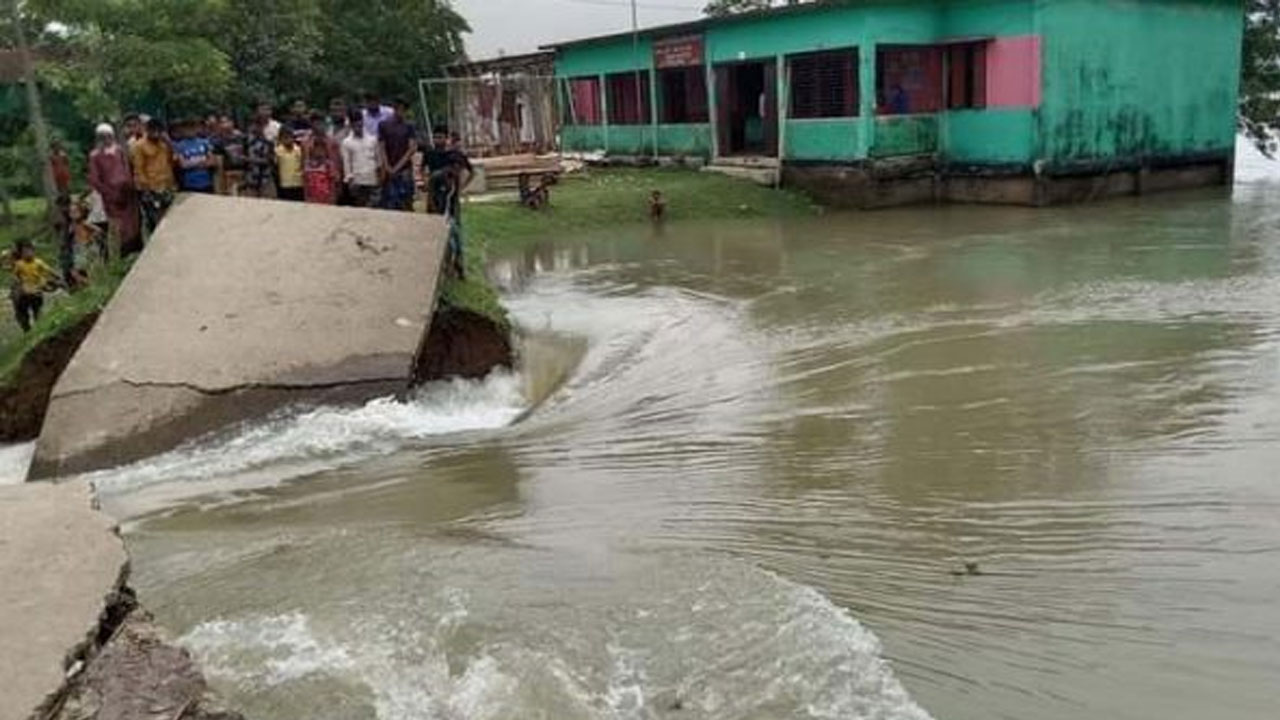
[439,51,558,157]
[541,0,1244,207]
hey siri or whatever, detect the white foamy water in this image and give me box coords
[177,556,933,720]
[89,372,526,501]
[0,442,35,485]
[1235,133,1280,183]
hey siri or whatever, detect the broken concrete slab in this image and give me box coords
[0,479,128,720]
[31,195,446,478]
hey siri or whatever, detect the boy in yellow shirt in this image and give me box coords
[275,128,305,202]
[6,239,58,332]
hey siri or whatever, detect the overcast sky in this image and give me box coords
[453,0,705,59]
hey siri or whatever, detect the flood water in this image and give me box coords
[89,183,1280,720]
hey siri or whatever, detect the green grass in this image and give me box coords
[442,167,819,324]
[0,261,129,384]
[0,197,133,385]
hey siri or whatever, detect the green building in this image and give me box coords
[545,0,1244,207]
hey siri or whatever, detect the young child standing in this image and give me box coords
[7,240,58,332]
[275,129,305,202]
[303,133,337,204]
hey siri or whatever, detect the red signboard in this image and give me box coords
[654,35,704,69]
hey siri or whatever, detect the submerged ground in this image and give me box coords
[51,176,1277,719]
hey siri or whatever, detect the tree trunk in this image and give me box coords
[11,2,59,222]
[0,182,14,225]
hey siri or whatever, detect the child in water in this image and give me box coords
[6,239,59,332]
[649,189,666,221]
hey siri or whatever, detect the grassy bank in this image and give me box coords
[445,167,819,325]
[0,199,133,385]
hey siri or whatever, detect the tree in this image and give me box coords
[315,0,469,103]
[703,0,774,16]
[28,0,234,119]
[5,0,57,221]
[1242,1,1280,156]
[217,0,325,109]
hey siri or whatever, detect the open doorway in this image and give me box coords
[715,60,777,157]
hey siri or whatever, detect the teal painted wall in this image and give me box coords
[945,109,1037,163]
[1038,0,1243,165]
[562,124,712,156]
[872,115,940,157]
[554,0,1242,169]
[559,38,655,77]
[940,0,1034,37]
[563,125,606,152]
[656,124,713,155]
[784,119,866,161]
[705,1,938,63]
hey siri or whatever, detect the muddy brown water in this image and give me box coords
[85,186,1280,719]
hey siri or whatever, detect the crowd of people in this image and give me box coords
[6,92,476,334]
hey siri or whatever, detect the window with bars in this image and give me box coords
[876,46,944,115]
[565,77,602,125]
[789,50,859,119]
[947,42,988,110]
[659,66,709,124]
[607,72,652,125]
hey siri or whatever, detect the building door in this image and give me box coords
[714,60,777,157]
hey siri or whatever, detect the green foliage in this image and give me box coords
[220,0,326,108]
[315,0,469,102]
[0,196,129,383]
[1242,1,1280,156]
[29,0,234,119]
[20,0,468,122]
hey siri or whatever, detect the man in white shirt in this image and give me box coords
[256,101,281,143]
[341,109,382,207]
[361,91,395,138]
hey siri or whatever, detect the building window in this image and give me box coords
[876,46,943,115]
[789,50,858,119]
[607,72,652,125]
[659,66,708,124]
[947,42,988,109]
[565,76,602,125]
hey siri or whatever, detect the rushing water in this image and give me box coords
[81,180,1280,720]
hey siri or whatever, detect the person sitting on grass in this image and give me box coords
[6,239,60,333]
[517,172,549,210]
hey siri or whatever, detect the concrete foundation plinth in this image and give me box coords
[0,480,128,720]
[31,195,447,478]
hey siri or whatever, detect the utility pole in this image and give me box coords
[631,0,643,137]
[10,0,58,221]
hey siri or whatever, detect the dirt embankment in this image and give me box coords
[42,589,244,720]
[0,313,99,443]
[414,305,514,383]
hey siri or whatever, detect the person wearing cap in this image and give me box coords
[88,122,141,257]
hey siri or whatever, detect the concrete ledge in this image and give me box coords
[32,195,447,477]
[0,480,128,720]
[782,156,1232,208]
